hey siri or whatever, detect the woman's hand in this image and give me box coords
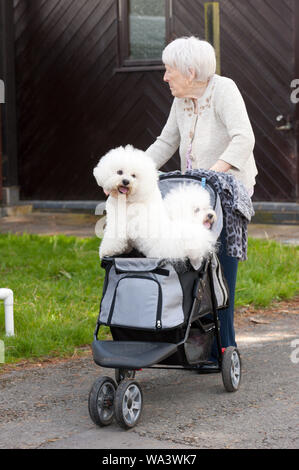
[209,159,232,173]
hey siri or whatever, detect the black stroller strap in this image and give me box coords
[114,267,169,276]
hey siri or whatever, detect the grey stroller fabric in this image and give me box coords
[99,258,184,330]
[210,253,229,308]
[98,255,228,332]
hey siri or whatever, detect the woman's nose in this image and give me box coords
[163,72,169,82]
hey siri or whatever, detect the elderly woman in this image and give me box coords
[146,36,258,362]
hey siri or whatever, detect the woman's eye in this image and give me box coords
[117,170,123,175]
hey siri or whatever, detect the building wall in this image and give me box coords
[13,0,297,201]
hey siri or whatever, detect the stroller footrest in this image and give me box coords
[92,340,178,369]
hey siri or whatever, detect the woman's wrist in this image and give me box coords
[209,159,232,173]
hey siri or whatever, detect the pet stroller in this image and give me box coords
[88,172,242,429]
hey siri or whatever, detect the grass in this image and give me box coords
[236,238,298,307]
[0,233,298,364]
[0,233,109,364]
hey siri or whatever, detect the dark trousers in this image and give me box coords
[210,226,238,360]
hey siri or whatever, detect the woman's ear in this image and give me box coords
[188,68,196,82]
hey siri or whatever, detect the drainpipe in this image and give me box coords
[0,288,14,336]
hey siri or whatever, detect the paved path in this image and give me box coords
[1,213,298,448]
[0,212,298,244]
[0,310,298,449]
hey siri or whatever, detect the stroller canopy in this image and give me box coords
[158,171,223,249]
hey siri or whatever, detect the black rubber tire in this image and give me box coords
[88,376,117,427]
[115,368,136,384]
[114,379,143,429]
[221,346,242,392]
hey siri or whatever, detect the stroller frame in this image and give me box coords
[93,258,223,373]
[89,172,242,429]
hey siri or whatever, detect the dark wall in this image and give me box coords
[219,0,296,202]
[1,0,18,190]
[13,0,177,201]
[13,0,297,201]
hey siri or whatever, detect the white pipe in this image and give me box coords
[0,288,14,336]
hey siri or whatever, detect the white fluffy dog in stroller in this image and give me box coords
[93,145,217,267]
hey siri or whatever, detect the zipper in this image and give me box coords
[107,275,163,329]
[99,262,113,316]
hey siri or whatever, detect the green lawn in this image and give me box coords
[0,233,298,364]
[0,234,108,364]
[236,237,298,307]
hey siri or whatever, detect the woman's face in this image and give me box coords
[163,65,190,98]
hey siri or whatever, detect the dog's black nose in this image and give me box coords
[207,213,214,219]
[122,179,130,186]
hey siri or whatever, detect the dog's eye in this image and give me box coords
[194,208,200,213]
[131,174,136,178]
[117,170,123,175]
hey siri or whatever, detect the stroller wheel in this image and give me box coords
[115,368,136,384]
[221,347,241,392]
[114,379,143,429]
[88,376,117,426]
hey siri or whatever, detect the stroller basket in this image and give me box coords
[92,340,178,369]
[94,252,226,368]
[98,257,205,332]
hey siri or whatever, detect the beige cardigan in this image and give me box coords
[146,74,258,194]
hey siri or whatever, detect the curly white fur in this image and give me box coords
[93,145,217,267]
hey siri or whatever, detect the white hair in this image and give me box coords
[162,36,216,82]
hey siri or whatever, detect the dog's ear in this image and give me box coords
[93,166,103,187]
[93,150,112,187]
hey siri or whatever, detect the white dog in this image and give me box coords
[93,145,217,267]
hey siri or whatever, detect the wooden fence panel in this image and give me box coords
[13,0,296,201]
